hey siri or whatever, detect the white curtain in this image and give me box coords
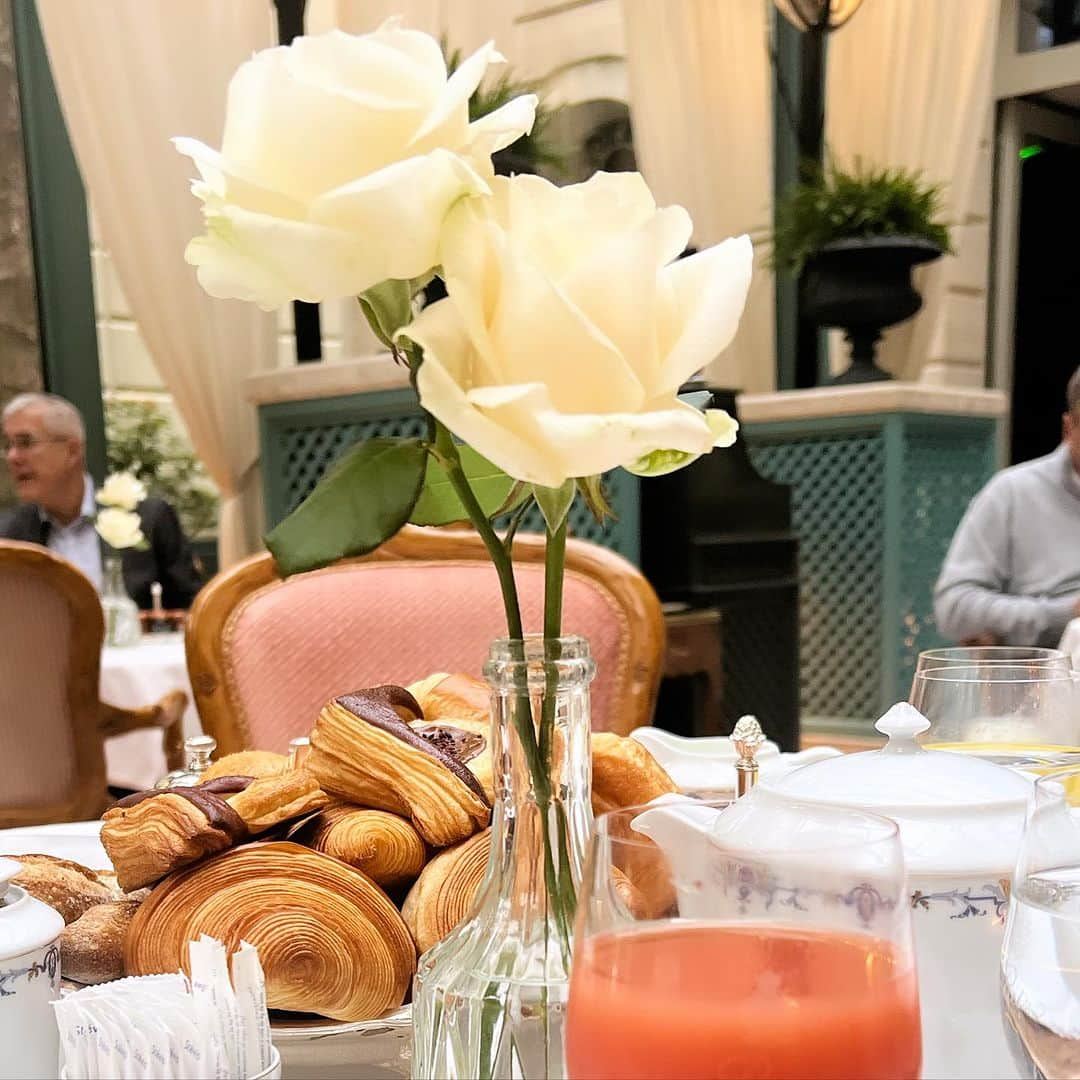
[824,0,999,379]
[308,0,515,56]
[36,0,277,566]
[622,0,775,392]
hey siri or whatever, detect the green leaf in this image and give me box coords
[533,480,576,534]
[576,474,616,524]
[410,444,526,525]
[266,437,427,576]
[358,279,414,349]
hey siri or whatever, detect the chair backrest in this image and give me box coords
[0,541,108,826]
[187,526,665,754]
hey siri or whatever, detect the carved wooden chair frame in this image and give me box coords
[186,525,666,754]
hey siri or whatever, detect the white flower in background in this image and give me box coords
[97,472,147,511]
[96,508,146,551]
[175,20,537,311]
[402,172,752,488]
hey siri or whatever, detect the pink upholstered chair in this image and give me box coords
[185,526,665,755]
[0,541,186,826]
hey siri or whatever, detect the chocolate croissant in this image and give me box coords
[101,772,329,891]
[126,842,416,1022]
[307,686,490,848]
[295,805,427,890]
[408,672,493,801]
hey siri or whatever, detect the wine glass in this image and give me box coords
[566,792,921,1080]
[1002,766,1080,1078]
[915,646,1072,676]
[910,665,1080,770]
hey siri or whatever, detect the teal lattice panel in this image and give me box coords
[748,433,886,722]
[896,423,998,696]
[260,392,640,562]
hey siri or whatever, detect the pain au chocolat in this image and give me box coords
[126,842,415,1022]
[101,772,328,891]
[307,685,490,848]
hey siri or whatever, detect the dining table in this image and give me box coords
[100,631,202,790]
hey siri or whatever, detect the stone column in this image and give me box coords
[0,0,42,507]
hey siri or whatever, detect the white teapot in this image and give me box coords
[630,725,841,797]
[0,857,63,1079]
[633,704,1032,1080]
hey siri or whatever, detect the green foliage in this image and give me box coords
[771,159,953,277]
[266,437,427,576]
[411,444,526,526]
[444,42,565,176]
[104,398,219,538]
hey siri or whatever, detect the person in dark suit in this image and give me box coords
[0,392,202,609]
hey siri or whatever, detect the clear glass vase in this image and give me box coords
[101,555,141,647]
[412,635,595,1080]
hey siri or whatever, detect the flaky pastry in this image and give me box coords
[296,805,427,890]
[307,686,490,847]
[101,773,329,891]
[202,750,288,783]
[401,829,490,953]
[126,842,416,1022]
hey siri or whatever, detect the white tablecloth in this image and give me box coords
[100,633,202,790]
[1061,618,1080,671]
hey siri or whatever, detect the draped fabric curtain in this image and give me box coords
[36,0,277,566]
[824,0,999,379]
[621,0,775,392]
[308,0,516,56]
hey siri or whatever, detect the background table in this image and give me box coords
[100,632,201,790]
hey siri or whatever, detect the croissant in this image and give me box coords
[126,842,415,1022]
[202,750,288,783]
[590,733,678,815]
[401,829,491,953]
[296,805,427,890]
[408,672,493,801]
[101,773,329,891]
[307,686,490,848]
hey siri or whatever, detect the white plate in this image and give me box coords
[0,821,109,870]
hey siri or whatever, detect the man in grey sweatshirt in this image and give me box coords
[934,368,1080,647]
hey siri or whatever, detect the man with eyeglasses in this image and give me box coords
[0,392,202,609]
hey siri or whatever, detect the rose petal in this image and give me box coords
[311,149,489,283]
[185,199,380,309]
[656,234,754,388]
[410,39,502,151]
[409,302,566,487]
[465,94,538,160]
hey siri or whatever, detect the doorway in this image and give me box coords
[995,99,1080,463]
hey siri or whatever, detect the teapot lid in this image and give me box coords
[0,858,64,960]
[775,703,1032,809]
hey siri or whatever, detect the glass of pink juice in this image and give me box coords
[567,796,921,1080]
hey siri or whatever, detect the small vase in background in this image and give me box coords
[412,635,595,1080]
[101,555,140,648]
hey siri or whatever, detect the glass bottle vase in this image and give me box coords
[101,555,141,647]
[412,635,596,1080]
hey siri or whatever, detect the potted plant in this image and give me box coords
[772,160,952,383]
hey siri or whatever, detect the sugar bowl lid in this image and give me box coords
[0,858,64,960]
[770,703,1031,874]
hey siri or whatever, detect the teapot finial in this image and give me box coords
[875,703,930,754]
[731,715,767,797]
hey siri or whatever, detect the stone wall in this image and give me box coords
[0,0,42,508]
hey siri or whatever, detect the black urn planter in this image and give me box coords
[800,235,943,384]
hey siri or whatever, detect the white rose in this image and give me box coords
[97,472,147,511]
[401,173,752,488]
[175,21,537,311]
[96,508,146,551]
